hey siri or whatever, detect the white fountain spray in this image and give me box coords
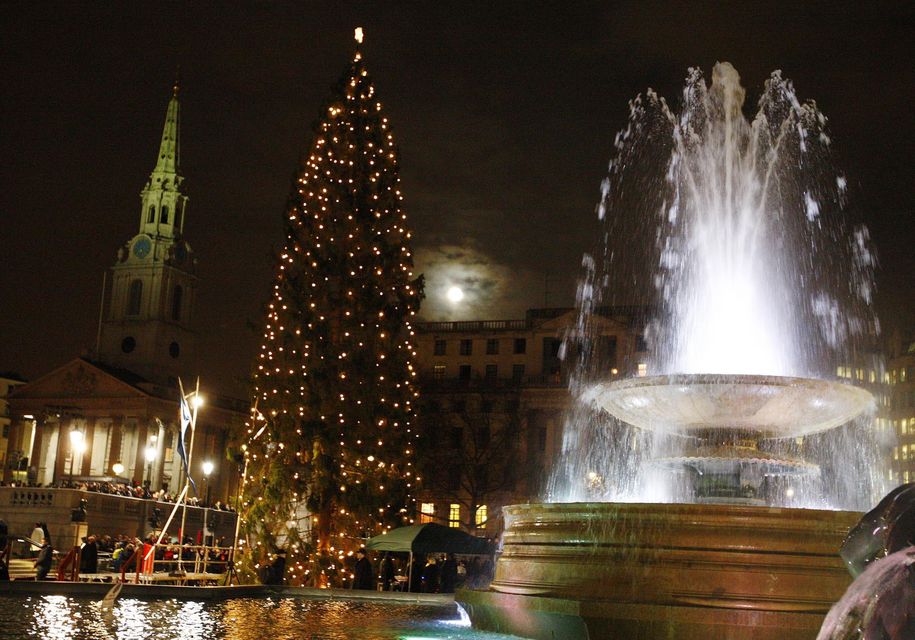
[548,63,885,511]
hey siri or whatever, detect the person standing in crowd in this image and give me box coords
[352,548,374,590]
[80,535,98,574]
[440,553,458,593]
[380,552,395,591]
[0,519,9,581]
[422,555,440,593]
[33,524,53,580]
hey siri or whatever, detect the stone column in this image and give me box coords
[81,417,96,477]
[2,420,21,482]
[53,420,69,484]
[109,416,124,475]
[133,420,148,484]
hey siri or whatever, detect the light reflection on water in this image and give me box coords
[0,595,521,640]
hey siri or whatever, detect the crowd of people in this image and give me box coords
[0,479,235,511]
[351,550,494,593]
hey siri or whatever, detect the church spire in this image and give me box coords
[153,81,181,176]
[137,81,187,238]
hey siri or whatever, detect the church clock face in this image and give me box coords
[133,236,152,258]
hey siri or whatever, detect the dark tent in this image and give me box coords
[366,523,492,555]
[365,523,492,592]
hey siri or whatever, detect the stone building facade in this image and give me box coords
[4,82,245,533]
[413,307,648,536]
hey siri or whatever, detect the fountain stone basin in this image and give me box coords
[583,374,874,438]
[459,502,862,640]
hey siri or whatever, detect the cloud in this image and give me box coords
[414,242,542,321]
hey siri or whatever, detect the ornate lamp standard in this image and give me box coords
[144,445,157,489]
[202,460,214,507]
[68,428,85,486]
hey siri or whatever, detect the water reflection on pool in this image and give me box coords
[0,595,522,640]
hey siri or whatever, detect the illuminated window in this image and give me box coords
[420,502,435,524]
[902,368,908,383]
[637,363,648,377]
[869,370,876,383]
[449,503,461,528]
[903,419,909,435]
[486,339,499,355]
[903,445,909,461]
[475,505,488,527]
[433,339,446,356]
[906,471,911,483]
[856,368,864,381]
[432,364,445,380]
[894,446,899,460]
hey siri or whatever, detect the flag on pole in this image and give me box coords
[178,391,198,495]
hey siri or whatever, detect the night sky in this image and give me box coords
[2,2,913,397]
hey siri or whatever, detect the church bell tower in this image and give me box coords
[97,80,197,385]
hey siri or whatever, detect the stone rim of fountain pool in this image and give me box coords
[584,373,874,438]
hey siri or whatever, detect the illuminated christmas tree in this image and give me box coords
[239,28,423,587]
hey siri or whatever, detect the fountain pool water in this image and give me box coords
[0,594,521,640]
[459,64,887,640]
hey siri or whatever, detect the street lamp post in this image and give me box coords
[144,445,157,491]
[68,428,85,486]
[202,460,214,507]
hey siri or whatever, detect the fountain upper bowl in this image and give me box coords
[584,373,874,438]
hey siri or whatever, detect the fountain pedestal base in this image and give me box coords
[458,502,859,640]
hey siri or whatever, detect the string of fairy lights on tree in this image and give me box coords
[237,27,424,587]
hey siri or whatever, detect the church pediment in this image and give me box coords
[9,358,150,402]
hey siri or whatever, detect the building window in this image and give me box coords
[449,503,461,528]
[486,339,499,355]
[127,279,143,316]
[542,337,562,377]
[637,363,648,377]
[434,339,446,356]
[475,505,488,528]
[433,364,445,380]
[512,364,525,382]
[514,338,526,354]
[636,335,648,352]
[160,205,169,224]
[172,285,183,321]
[420,502,435,524]
[459,364,472,381]
[147,205,156,223]
[460,339,473,355]
[485,364,497,381]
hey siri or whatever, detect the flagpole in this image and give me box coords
[177,377,200,573]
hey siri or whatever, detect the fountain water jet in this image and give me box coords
[458,64,886,639]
